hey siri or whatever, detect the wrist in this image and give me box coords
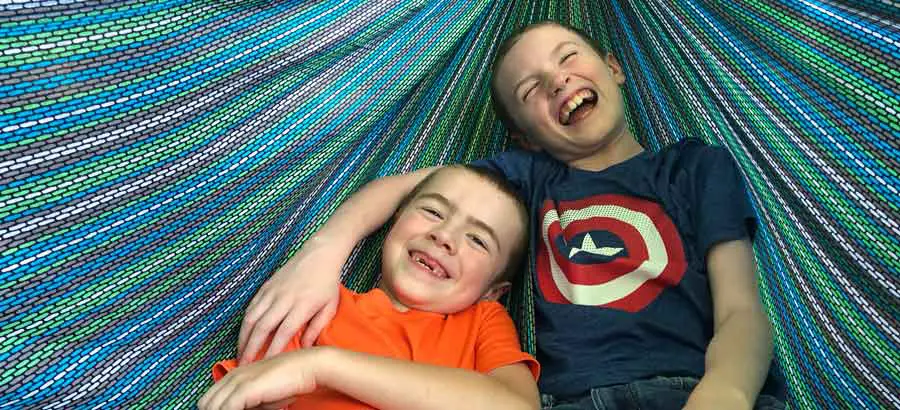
[308,228,359,254]
[690,379,752,409]
[308,346,341,386]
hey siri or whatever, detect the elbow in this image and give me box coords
[763,316,775,357]
[747,308,775,363]
[512,398,540,410]
[753,307,774,349]
[497,388,539,410]
[510,391,540,410]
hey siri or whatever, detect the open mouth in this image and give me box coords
[558,89,598,126]
[409,251,449,279]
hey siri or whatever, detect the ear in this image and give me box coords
[509,131,541,152]
[604,53,626,84]
[481,281,511,301]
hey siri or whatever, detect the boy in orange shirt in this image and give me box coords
[199,165,540,410]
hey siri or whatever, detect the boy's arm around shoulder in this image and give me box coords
[239,167,440,363]
[685,239,774,410]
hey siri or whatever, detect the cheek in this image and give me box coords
[460,251,497,284]
[382,229,409,261]
[519,103,551,131]
[390,215,425,238]
[511,101,537,123]
[383,228,401,248]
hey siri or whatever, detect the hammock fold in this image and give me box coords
[1,1,897,408]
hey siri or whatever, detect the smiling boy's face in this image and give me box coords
[380,167,525,314]
[494,23,629,163]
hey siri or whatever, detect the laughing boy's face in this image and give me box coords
[495,23,629,162]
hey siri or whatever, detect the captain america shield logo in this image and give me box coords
[536,194,686,312]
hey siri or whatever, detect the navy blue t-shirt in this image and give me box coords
[476,139,758,397]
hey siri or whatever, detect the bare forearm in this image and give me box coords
[316,347,537,410]
[692,239,775,408]
[315,179,407,241]
[700,309,773,405]
[293,168,438,273]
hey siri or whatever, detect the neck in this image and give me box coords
[567,128,644,172]
[377,279,410,312]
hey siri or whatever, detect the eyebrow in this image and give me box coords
[513,40,578,96]
[416,193,502,253]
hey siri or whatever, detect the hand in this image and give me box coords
[683,380,752,410]
[198,349,323,410]
[238,236,343,364]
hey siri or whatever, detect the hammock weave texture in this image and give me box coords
[1,1,897,408]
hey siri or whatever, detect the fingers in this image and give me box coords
[240,300,291,365]
[301,299,338,348]
[252,398,294,410]
[263,310,307,359]
[218,383,248,410]
[238,285,274,356]
[198,382,214,409]
[199,375,237,410]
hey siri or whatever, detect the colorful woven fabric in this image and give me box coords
[1,1,897,408]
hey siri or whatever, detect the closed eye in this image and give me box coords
[522,83,538,101]
[422,207,443,219]
[468,234,489,250]
[561,51,576,63]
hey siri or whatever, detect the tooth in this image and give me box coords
[416,257,430,270]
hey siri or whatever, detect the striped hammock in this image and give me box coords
[1,1,897,408]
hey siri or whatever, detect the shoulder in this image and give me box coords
[340,283,364,300]
[474,299,509,313]
[486,148,561,167]
[470,300,517,326]
[658,139,737,173]
[445,300,512,322]
[488,148,539,167]
[473,149,558,193]
[659,138,725,158]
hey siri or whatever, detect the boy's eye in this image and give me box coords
[422,207,443,219]
[561,51,576,63]
[468,234,488,250]
[522,83,537,101]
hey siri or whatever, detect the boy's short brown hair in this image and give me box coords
[489,21,609,137]
[393,165,529,284]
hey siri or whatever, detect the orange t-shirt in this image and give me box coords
[213,285,539,409]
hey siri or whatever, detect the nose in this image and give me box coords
[427,227,457,255]
[551,72,570,96]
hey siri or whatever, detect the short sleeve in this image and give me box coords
[470,149,535,199]
[211,359,237,381]
[689,146,758,257]
[474,302,540,380]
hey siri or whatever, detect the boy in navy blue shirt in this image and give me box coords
[238,21,784,410]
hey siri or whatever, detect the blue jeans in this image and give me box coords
[540,376,785,410]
